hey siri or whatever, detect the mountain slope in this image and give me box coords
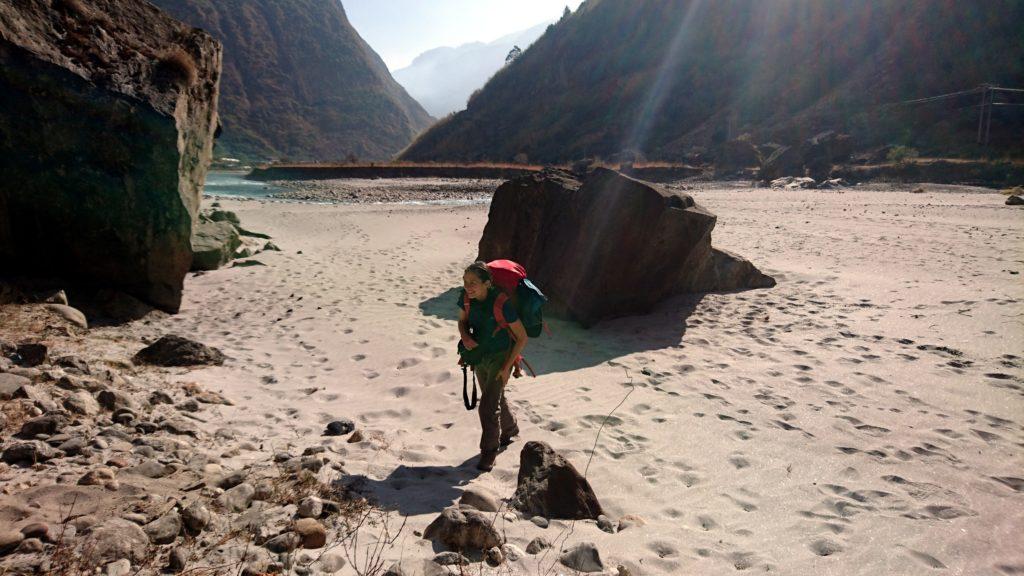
[393,22,549,118]
[400,0,1024,163]
[151,0,433,161]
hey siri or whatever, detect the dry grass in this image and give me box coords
[157,47,198,87]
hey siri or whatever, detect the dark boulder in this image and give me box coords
[134,335,225,366]
[14,343,47,367]
[510,441,603,520]
[716,138,759,172]
[191,221,241,271]
[801,131,853,181]
[422,507,503,551]
[0,0,221,312]
[478,169,774,326]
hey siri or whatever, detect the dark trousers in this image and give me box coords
[474,353,519,453]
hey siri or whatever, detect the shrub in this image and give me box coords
[887,145,919,165]
[156,47,197,88]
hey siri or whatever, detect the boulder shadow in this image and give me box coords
[344,456,484,517]
[419,287,710,375]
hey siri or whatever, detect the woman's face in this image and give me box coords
[463,271,490,300]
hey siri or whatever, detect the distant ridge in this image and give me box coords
[400,0,1024,163]
[151,0,434,162]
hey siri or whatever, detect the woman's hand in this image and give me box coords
[498,363,512,386]
[462,336,478,350]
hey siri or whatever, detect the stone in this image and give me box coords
[149,391,174,405]
[347,429,365,443]
[79,467,116,485]
[53,355,89,374]
[1007,195,1024,206]
[58,436,89,456]
[0,373,31,400]
[161,417,200,437]
[324,419,355,436]
[317,552,346,573]
[14,343,47,367]
[43,304,88,329]
[167,547,189,572]
[86,518,150,564]
[502,543,525,562]
[217,471,246,489]
[208,209,240,225]
[177,398,201,412]
[598,514,617,533]
[64,390,101,416]
[191,220,241,271]
[97,389,138,412]
[422,506,503,551]
[218,482,255,512]
[20,522,49,541]
[144,510,182,544]
[130,459,174,478]
[559,542,604,573]
[2,441,56,465]
[16,537,44,554]
[134,335,225,366]
[433,551,469,566]
[264,532,300,553]
[459,485,500,512]
[18,384,59,413]
[511,441,603,520]
[293,518,327,549]
[801,130,853,181]
[478,169,774,326]
[716,138,759,172]
[297,496,323,519]
[617,514,646,531]
[112,408,137,425]
[0,1,220,312]
[530,515,549,528]
[526,536,550,554]
[17,413,66,437]
[180,501,211,535]
[485,546,505,566]
[0,530,24,554]
[106,558,132,576]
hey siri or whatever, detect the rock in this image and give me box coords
[177,398,201,412]
[317,552,346,573]
[218,482,255,512]
[17,384,59,413]
[801,130,853,181]
[86,518,150,564]
[433,551,469,566]
[1007,195,1024,206]
[149,391,174,405]
[217,471,246,489]
[43,304,88,329]
[297,496,323,519]
[181,501,211,534]
[478,169,773,326]
[16,537,44,554]
[161,417,200,437]
[597,514,617,533]
[112,408,137,425]
[264,532,300,553]
[511,441,603,520]
[617,514,646,531]
[422,506,503,551]
[106,558,132,576]
[64,390,101,415]
[0,530,24,554]
[817,178,848,189]
[0,0,221,312]
[347,429,365,443]
[79,467,116,485]
[208,209,240,225]
[2,441,56,465]
[191,220,241,271]
[134,335,225,366]
[56,437,86,456]
[0,373,31,400]
[144,510,182,544]
[716,138,759,172]
[559,542,604,573]
[130,459,174,478]
[97,389,138,412]
[294,518,327,549]
[530,515,549,528]
[17,413,66,437]
[324,419,355,436]
[263,241,281,251]
[502,543,525,562]
[757,143,804,183]
[53,354,90,374]
[253,480,274,501]
[14,343,47,367]
[459,485,500,512]
[485,546,505,566]
[20,522,49,541]
[167,547,189,572]
[526,536,550,554]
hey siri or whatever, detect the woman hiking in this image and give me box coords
[458,261,526,471]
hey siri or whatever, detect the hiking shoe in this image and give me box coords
[499,433,519,448]
[476,451,497,472]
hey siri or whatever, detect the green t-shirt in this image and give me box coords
[457,287,518,363]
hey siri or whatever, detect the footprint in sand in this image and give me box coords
[397,357,422,369]
[810,539,843,557]
[351,354,366,361]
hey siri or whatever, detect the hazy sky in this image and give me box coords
[344,0,585,71]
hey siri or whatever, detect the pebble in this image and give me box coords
[526,536,551,554]
[16,537,44,554]
[181,501,212,534]
[597,514,617,533]
[264,532,300,553]
[0,530,25,554]
[433,551,469,566]
[167,547,189,572]
[323,419,354,436]
[20,522,49,541]
[106,558,132,576]
[297,496,323,518]
[485,546,505,566]
[293,518,327,549]
[530,515,549,528]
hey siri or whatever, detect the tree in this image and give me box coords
[562,6,571,20]
[505,45,522,65]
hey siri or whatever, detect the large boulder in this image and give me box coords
[422,507,503,552]
[801,131,853,181]
[0,0,221,312]
[510,441,603,520]
[478,169,774,326]
[133,334,225,366]
[191,220,241,271]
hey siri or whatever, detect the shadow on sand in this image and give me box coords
[419,287,704,376]
[345,456,485,518]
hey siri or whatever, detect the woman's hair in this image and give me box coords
[465,261,492,283]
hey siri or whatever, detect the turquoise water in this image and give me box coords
[203,171,283,198]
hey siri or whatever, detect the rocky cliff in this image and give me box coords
[0,0,221,312]
[150,0,434,161]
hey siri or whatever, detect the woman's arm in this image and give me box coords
[458,308,477,349]
[499,320,529,384]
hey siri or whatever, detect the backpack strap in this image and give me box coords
[492,292,510,336]
[462,365,478,410]
[463,292,471,317]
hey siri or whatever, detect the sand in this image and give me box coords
[93,183,1024,574]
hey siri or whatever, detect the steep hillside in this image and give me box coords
[393,22,549,117]
[151,0,433,161]
[400,0,1024,163]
